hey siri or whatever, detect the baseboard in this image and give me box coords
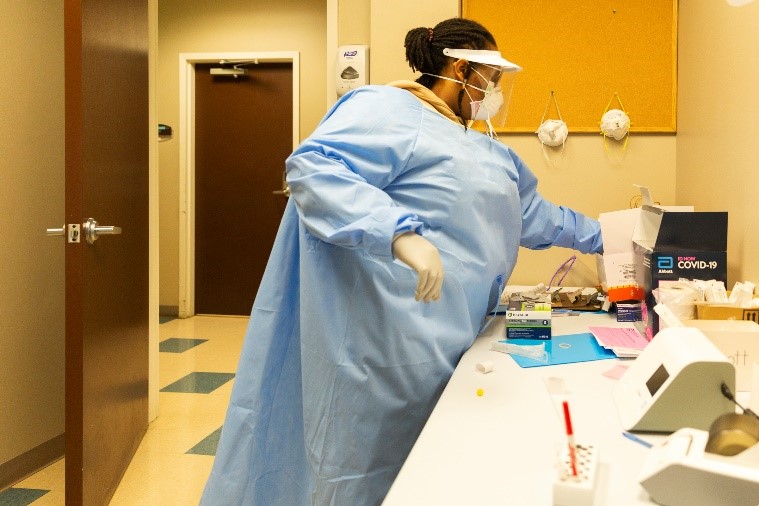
[0,433,65,491]
[159,305,179,317]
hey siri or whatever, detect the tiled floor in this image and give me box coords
[1,315,248,505]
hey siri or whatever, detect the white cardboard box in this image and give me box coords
[597,208,640,295]
[597,185,694,303]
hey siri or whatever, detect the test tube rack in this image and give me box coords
[553,442,599,506]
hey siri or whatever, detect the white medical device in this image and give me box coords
[684,318,759,392]
[639,426,759,506]
[613,327,735,433]
[336,45,369,97]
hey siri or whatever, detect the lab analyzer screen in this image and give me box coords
[646,365,669,397]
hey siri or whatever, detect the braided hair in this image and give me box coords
[404,18,496,89]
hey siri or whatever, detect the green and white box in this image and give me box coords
[505,296,552,340]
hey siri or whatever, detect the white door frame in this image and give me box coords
[177,51,300,318]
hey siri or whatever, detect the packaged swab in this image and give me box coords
[490,340,547,362]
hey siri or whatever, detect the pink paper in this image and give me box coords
[588,326,649,350]
[603,364,629,380]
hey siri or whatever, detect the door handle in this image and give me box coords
[46,223,81,243]
[46,220,118,244]
[273,170,290,197]
[83,217,121,245]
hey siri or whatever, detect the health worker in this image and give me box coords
[201,17,603,506]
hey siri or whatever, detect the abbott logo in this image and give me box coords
[657,257,673,269]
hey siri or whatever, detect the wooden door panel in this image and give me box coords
[65,0,149,503]
[194,62,292,315]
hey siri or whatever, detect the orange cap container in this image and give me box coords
[607,285,645,302]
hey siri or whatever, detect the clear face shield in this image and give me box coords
[443,48,522,134]
[465,64,517,129]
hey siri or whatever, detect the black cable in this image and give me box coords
[721,381,759,419]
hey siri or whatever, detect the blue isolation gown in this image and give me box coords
[201,83,603,505]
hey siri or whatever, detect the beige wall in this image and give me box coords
[157,0,672,303]
[157,0,328,310]
[1,0,65,467]
[504,134,675,287]
[157,2,757,303]
[370,0,460,85]
[338,0,371,46]
[677,1,759,285]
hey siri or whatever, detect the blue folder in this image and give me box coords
[504,332,616,368]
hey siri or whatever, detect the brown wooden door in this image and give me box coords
[64,1,149,504]
[194,62,292,316]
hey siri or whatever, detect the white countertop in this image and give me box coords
[384,312,664,505]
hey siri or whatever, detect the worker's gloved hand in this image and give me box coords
[391,232,444,303]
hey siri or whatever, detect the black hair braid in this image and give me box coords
[404,18,496,89]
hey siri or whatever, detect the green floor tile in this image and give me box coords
[0,488,49,506]
[186,426,223,456]
[160,372,235,394]
[159,337,208,353]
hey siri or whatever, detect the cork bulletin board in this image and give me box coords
[462,1,678,133]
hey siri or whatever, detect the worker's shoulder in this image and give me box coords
[339,84,421,108]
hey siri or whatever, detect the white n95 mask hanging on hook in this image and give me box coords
[537,91,567,146]
[537,119,568,147]
[536,91,568,164]
[600,109,630,141]
[600,92,631,160]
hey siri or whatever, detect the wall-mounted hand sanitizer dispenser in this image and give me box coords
[336,45,369,97]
